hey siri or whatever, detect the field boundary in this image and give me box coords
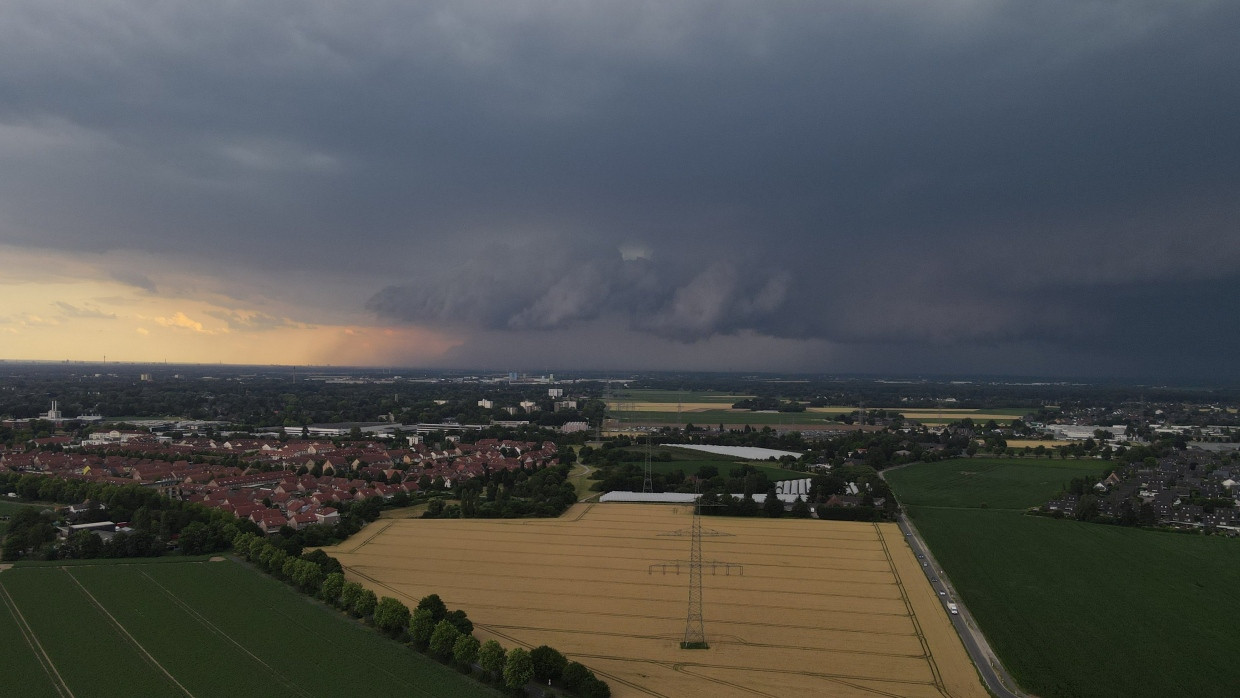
[62,568,195,697]
[339,520,394,554]
[0,578,74,698]
[873,522,947,695]
[326,505,985,697]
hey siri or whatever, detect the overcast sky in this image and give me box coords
[2,1,1238,379]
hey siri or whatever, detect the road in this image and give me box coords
[894,512,1029,698]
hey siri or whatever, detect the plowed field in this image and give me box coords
[322,504,986,698]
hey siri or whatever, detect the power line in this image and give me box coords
[642,433,653,494]
[648,492,742,649]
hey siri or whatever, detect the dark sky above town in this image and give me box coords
[2,1,1238,379]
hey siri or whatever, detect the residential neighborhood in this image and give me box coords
[1043,452,1240,532]
[0,433,560,534]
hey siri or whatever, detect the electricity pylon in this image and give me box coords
[648,493,741,649]
[642,434,653,493]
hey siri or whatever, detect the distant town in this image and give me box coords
[3,364,1237,535]
[4,364,1240,698]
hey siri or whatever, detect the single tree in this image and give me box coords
[790,496,811,518]
[410,608,436,649]
[562,661,592,692]
[339,581,363,611]
[581,676,612,698]
[373,596,411,638]
[429,619,462,659]
[503,647,534,691]
[320,572,345,604]
[530,645,568,683]
[452,633,480,670]
[353,588,377,618]
[417,593,448,622]
[763,487,784,518]
[478,639,506,679]
[445,608,473,635]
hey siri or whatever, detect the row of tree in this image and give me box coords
[231,531,609,696]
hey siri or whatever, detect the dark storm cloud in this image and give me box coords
[366,246,792,341]
[2,1,1239,376]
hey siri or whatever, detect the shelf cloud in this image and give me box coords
[1,1,1238,378]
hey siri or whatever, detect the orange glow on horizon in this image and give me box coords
[0,254,460,366]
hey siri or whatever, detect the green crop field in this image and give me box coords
[887,458,1240,698]
[0,499,54,515]
[0,559,500,698]
[646,460,806,481]
[886,457,1107,510]
[611,389,750,403]
[609,409,841,426]
[614,446,807,481]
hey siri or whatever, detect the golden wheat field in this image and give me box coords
[321,504,986,698]
[1005,439,1063,449]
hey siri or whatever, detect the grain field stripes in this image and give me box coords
[322,503,989,698]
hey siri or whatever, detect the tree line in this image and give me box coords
[232,532,610,697]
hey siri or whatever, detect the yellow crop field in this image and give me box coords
[322,504,986,698]
[1005,439,1063,449]
[896,411,1024,422]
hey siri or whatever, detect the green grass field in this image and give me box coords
[609,409,842,426]
[0,499,54,515]
[0,559,499,698]
[611,389,750,403]
[886,457,1107,510]
[887,458,1240,698]
[614,446,807,482]
[646,460,806,481]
